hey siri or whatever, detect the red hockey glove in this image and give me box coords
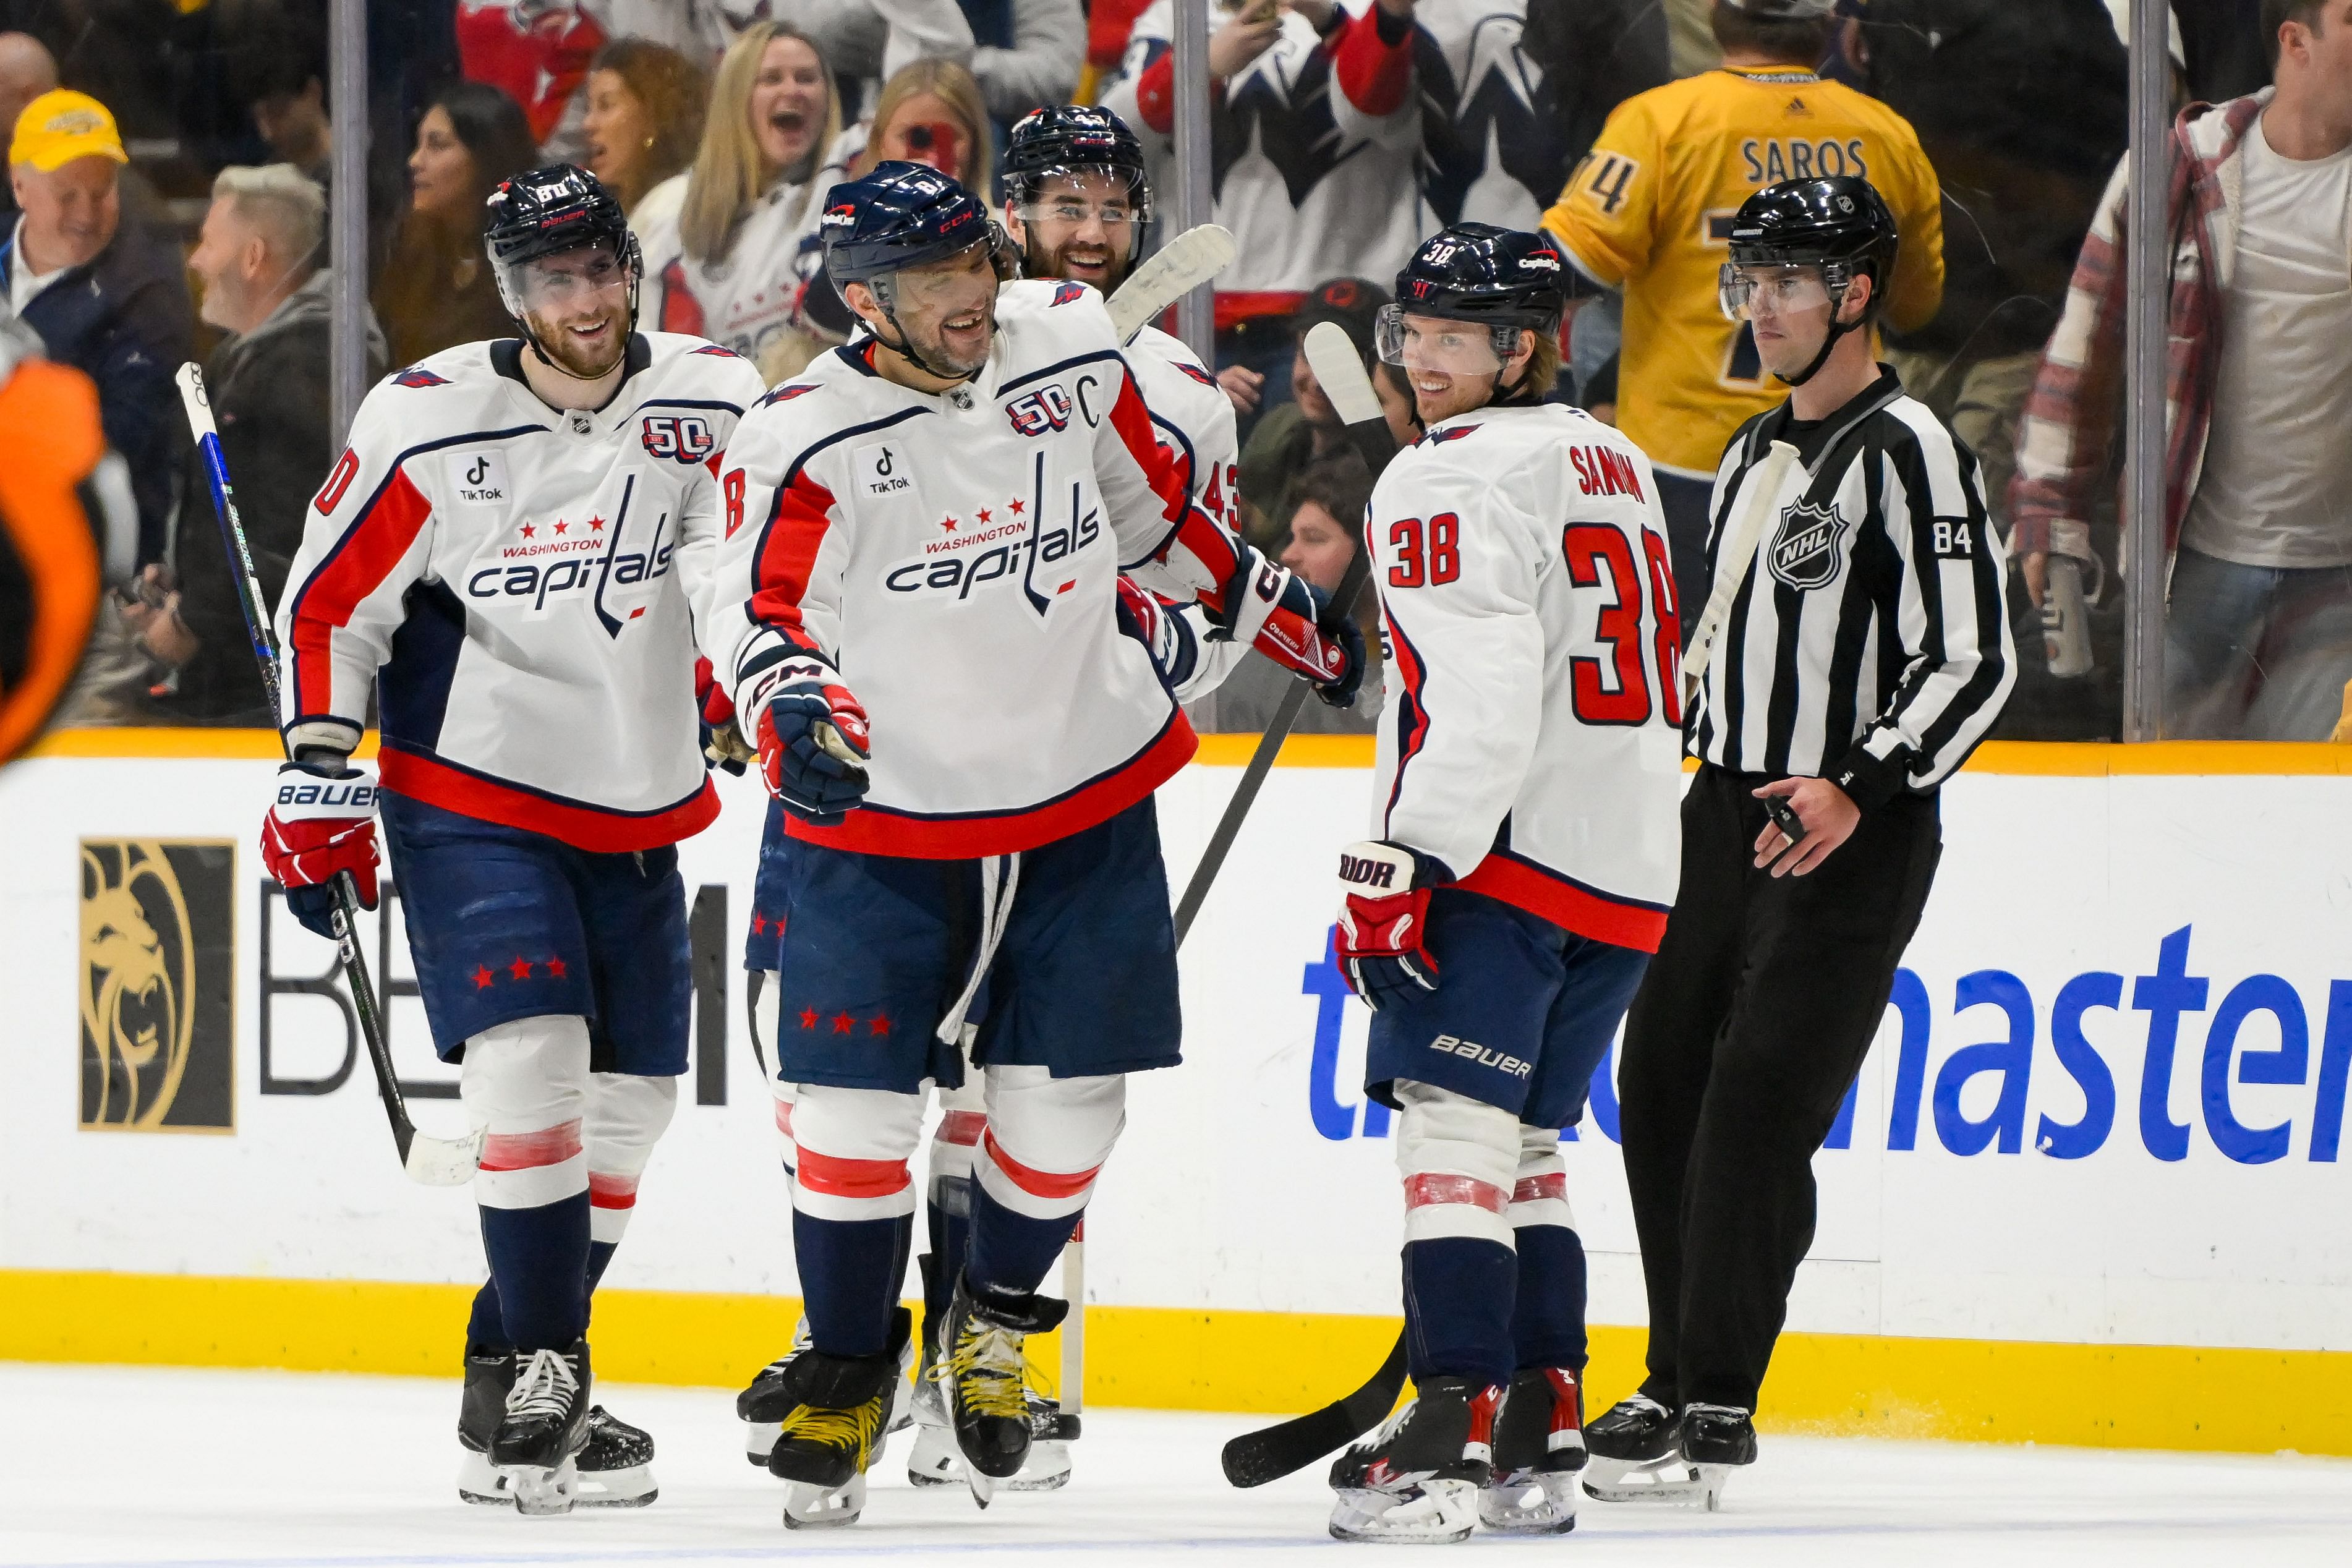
[753,653,872,825]
[696,655,752,774]
[1334,839,1452,1010]
[1218,550,1364,706]
[260,758,380,940]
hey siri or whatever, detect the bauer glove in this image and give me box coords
[260,757,381,940]
[752,653,872,826]
[1334,839,1452,1010]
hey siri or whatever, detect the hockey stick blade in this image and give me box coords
[177,363,480,1188]
[1172,324,1394,945]
[1106,224,1235,343]
[1220,1327,1408,1488]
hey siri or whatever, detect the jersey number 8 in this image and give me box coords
[1563,522,1683,728]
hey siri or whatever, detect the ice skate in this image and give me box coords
[458,1349,655,1507]
[931,1274,1068,1507]
[1478,1366,1583,1534]
[488,1342,592,1517]
[761,1310,911,1529]
[909,1382,1079,1492]
[743,1310,914,1472]
[1326,1376,1502,1544]
[1582,1394,1737,1510]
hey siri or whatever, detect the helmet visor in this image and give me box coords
[1376,304,1513,375]
[877,237,1000,312]
[501,243,632,314]
[1718,263,1832,324]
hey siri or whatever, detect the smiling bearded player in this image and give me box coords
[259,164,764,1517]
[703,160,1361,1530]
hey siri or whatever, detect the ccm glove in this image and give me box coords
[1217,548,1363,707]
[1334,839,1452,1010]
[259,757,381,940]
[695,656,753,775]
[752,653,872,825]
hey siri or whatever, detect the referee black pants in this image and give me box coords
[1618,764,1941,1413]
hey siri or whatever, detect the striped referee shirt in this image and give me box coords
[1689,367,2016,807]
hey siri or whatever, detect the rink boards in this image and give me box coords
[4,730,2350,1455]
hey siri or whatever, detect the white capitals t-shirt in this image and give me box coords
[2182,115,2352,569]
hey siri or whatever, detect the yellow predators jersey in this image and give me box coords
[1541,67,1943,476]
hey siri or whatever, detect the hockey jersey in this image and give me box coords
[1538,66,1943,477]
[705,281,1264,859]
[277,333,767,850]
[1368,401,1682,951]
[1104,1,1423,301]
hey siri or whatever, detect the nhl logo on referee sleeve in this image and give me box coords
[1766,500,1851,591]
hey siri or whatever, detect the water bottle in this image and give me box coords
[2042,555,2093,678]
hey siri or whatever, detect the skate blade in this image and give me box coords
[573,1463,657,1508]
[456,1448,508,1506]
[1581,1455,1732,1510]
[745,1419,780,1465]
[1005,1439,1072,1492]
[908,1422,963,1488]
[1478,1470,1579,1535]
[505,1457,580,1517]
[1329,1478,1480,1544]
[781,1474,865,1530]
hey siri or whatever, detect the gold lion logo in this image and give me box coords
[80,842,195,1127]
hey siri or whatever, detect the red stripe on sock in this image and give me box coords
[587,1171,639,1209]
[937,1110,987,1146]
[478,1119,584,1172]
[1512,1172,1567,1206]
[981,1130,1102,1201]
[775,1099,795,1136]
[797,1147,911,1200]
[1403,1173,1509,1214]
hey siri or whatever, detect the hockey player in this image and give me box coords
[703,161,1360,1528]
[257,164,766,1515]
[1321,224,1683,1543]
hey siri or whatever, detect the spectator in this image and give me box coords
[228,6,409,284]
[801,0,1086,128]
[1105,0,1423,432]
[581,37,709,219]
[1372,355,1420,446]
[5,88,194,563]
[0,31,55,230]
[637,22,854,377]
[122,164,383,725]
[1520,0,1674,166]
[374,80,537,369]
[1234,276,1390,550]
[1539,0,1943,615]
[850,55,994,190]
[2014,0,2352,740]
[1197,454,1382,733]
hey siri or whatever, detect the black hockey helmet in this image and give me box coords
[1002,104,1151,219]
[1721,176,1899,385]
[483,163,642,328]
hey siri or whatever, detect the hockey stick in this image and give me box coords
[1221,1327,1408,1487]
[177,364,482,1187]
[1679,437,1799,705]
[1105,224,1235,343]
[1172,322,1392,945]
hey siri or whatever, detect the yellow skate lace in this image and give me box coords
[933,1321,1030,1421]
[777,1396,885,1466]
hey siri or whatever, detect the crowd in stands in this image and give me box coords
[0,0,2334,743]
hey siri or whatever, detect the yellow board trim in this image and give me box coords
[4,1269,2346,1456]
[32,727,2352,777]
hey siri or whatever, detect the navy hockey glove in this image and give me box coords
[1334,840,1452,1010]
[753,654,872,825]
[1308,586,1367,710]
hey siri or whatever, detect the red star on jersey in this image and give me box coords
[831,1012,854,1034]
[589,516,605,532]
[941,514,959,533]
[553,519,569,534]
[799,1008,819,1030]
[976,508,992,524]
[508,956,533,981]
[546,956,568,979]
[472,966,495,990]
[519,524,535,538]
[749,913,767,936]
[1008,498,1026,514]
[869,1013,892,1036]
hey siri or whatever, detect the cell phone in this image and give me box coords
[1764,795,1805,847]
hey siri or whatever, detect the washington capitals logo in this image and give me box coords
[1050,281,1087,306]
[1767,501,1851,592]
[392,366,449,388]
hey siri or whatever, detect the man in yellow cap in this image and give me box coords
[7,87,192,562]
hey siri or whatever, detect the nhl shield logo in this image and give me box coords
[1766,500,1851,591]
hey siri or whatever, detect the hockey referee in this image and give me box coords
[1584,177,2015,1504]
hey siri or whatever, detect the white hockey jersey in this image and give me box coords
[1367,401,1683,951]
[277,333,767,850]
[705,280,1266,859]
[1104,1,1423,297]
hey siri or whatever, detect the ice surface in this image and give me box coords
[5,1364,2350,1567]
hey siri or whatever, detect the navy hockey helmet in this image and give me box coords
[820,161,1006,288]
[1721,176,1899,386]
[1379,223,1566,374]
[1002,104,1151,219]
[483,163,642,330]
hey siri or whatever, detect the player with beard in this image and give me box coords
[706,161,1361,1529]
[262,164,765,1516]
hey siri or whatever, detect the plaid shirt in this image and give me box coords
[2009,92,2270,569]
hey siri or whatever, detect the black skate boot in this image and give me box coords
[1326,1375,1503,1544]
[1681,1405,1757,1467]
[456,1349,515,1505]
[490,1341,593,1516]
[763,1308,913,1529]
[1583,1394,1737,1510]
[1478,1366,1583,1535]
[737,1318,814,1467]
[931,1274,1068,1507]
[574,1405,657,1507]
[459,1349,656,1507]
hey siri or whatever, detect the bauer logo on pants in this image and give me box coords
[77,840,235,1132]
